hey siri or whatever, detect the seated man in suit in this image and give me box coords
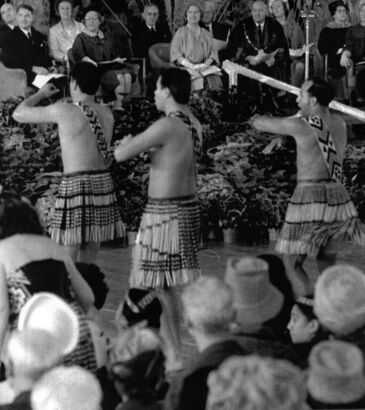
[228,0,289,92]
[202,0,230,63]
[131,3,171,63]
[0,3,17,51]
[2,4,52,85]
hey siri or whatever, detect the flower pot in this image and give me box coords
[127,231,137,246]
[223,228,237,244]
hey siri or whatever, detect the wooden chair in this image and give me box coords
[0,60,27,101]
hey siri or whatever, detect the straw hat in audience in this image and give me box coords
[307,340,365,406]
[18,292,79,355]
[225,256,284,327]
[314,264,365,335]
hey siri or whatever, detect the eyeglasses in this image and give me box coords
[85,17,99,21]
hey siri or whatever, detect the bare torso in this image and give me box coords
[293,113,347,180]
[55,102,114,173]
[148,112,202,198]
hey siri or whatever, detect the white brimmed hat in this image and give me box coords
[18,293,79,356]
[314,264,365,335]
[308,340,365,404]
[225,257,284,326]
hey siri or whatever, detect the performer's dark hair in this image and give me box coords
[17,4,34,14]
[159,68,191,104]
[71,62,101,95]
[307,77,335,106]
[0,192,44,239]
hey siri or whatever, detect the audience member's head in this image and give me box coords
[142,3,159,27]
[328,0,348,20]
[307,340,365,409]
[18,292,80,356]
[5,329,61,385]
[182,276,235,339]
[185,2,203,24]
[314,264,365,336]
[206,355,307,410]
[70,61,101,96]
[0,3,16,26]
[270,0,290,19]
[16,4,34,31]
[0,192,43,239]
[115,288,162,331]
[55,0,74,19]
[225,256,284,330]
[251,0,267,24]
[202,1,216,24]
[82,7,102,34]
[287,296,322,344]
[156,68,191,109]
[31,366,102,410]
[109,326,167,404]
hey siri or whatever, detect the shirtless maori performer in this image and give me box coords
[13,62,124,263]
[114,68,202,369]
[252,77,365,295]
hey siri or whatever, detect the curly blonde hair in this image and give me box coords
[206,355,308,410]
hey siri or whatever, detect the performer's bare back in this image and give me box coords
[52,102,114,174]
[279,112,347,181]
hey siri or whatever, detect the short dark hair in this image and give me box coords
[70,62,101,95]
[307,77,335,106]
[0,192,43,239]
[82,6,103,20]
[55,0,74,15]
[159,68,191,104]
[329,0,348,16]
[17,4,34,14]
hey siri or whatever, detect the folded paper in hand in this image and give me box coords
[188,65,222,80]
[33,73,66,89]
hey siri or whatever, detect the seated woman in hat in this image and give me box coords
[170,2,222,91]
[0,192,98,373]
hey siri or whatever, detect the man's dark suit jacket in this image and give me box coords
[227,16,288,64]
[131,21,171,60]
[2,26,51,84]
[0,23,13,52]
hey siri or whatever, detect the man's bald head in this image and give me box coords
[251,0,267,23]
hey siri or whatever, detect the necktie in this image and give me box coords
[258,24,263,48]
[27,31,33,43]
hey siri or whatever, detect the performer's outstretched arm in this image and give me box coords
[114,118,171,162]
[251,115,300,136]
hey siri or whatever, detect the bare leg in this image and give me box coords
[158,287,183,371]
[316,236,342,273]
[283,254,313,296]
[123,73,132,95]
[78,242,100,265]
[65,244,80,262]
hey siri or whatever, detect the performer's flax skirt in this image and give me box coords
[276,180,365,256]
[130,195,201,289]
[51,170,125,246]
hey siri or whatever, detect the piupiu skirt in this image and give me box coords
[130,195,201,289]
[275,180,365,256]
[51,170,124,246]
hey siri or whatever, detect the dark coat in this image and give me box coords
[2,26,51,84]
[0,23,13,52]
[71,32,115,64]
[131,22,171,59]
[343,23,365,65]
[227,16,288,64]
[165,340,246,410]
[233,326,305,368]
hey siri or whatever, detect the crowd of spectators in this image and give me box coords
[1,0,364,103]
[0,193,364,409]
